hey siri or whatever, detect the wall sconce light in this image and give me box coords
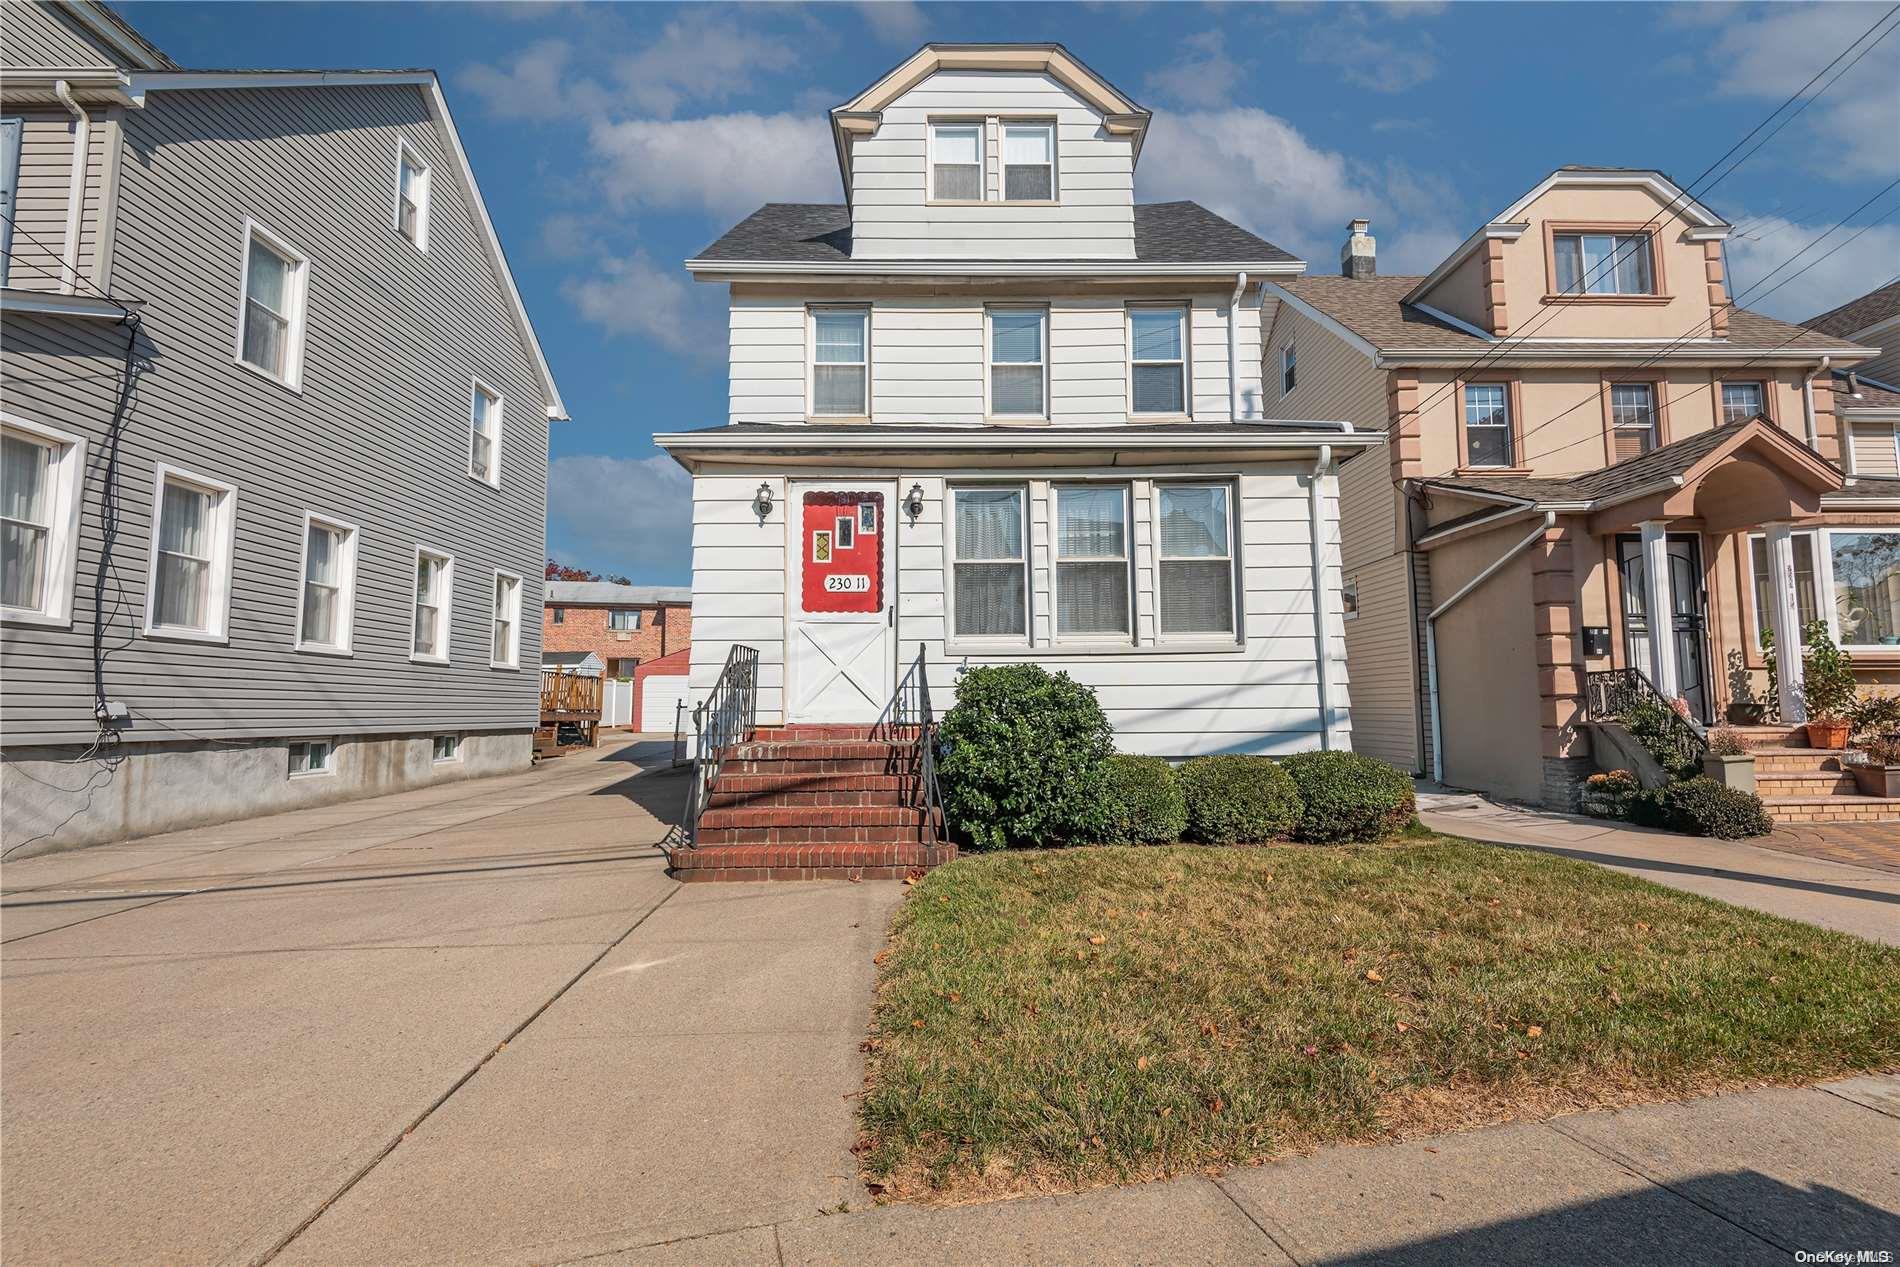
[751,482,774,523]
[903,483,926,524]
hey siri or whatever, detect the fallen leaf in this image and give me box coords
[1032,865,1047,876]
[1158,1107,1172,1118]
[1137,1056,1150,1070]
[1526,1025,1544,1038]
[1608,989,1622,1005]
[873,950,889,965]
[1636,921,1651,932]
[1302,1044,1319,1057]
[912,1019,925,1029]
[1200,1020,1218,1037]
[1516,1049,1529,1059]
[947,992,962,1003]
[903,875,918,886]
[1395,1021,1412,1033]
[1089,935,1106,946]
[1344,949,1359,962]
[1075,949,1086,960]
[1365,969,1384,983]
[1208,1097,1224,1114]
[1424,1146,1439,1155]
[1487,898,1502,907]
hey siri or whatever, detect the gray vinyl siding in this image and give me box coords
[2,3,120,70]
[1,82,550,746]
[4,112,92,293]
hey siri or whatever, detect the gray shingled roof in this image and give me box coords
[1835,371,1900,412]
[1806,281,1900,340]
[546,581,692,605]
[1422,422,1810,507]
[1832,477,1900,500]
[691,202,1297,266]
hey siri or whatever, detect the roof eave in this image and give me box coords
[686,258,1306,281]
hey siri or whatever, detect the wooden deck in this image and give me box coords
[537,669,603,754]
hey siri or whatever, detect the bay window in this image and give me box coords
[811,308,868,416]
[951,486,1026,640]
[1463,383,1513,467]
[1055,485,1130,639]
[144,466,236,641]
[1158,484,1236,637]
[296,512,357,653]
[1002,123,1054,201]
[491,571,521,668]
[929,123,983,200]
[989,307,1046,418]
[237,220,308,388]
[2,418,83,625]
[411,547,453,662]
[1553,231,1655,295]
[1131,307,1187,415]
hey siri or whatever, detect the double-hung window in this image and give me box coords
[1722,381,1765,425]
[297,512,357,653]
[811,308,868,417]
[1002,123,1054,201]
[490,571,521,668]
[469,379,502,486]
[145,466,236,641]
[411,547,453,662]
[1463,383,1514,467]
[1281,341,1297,396]
[609,607,640,631]
[1055,485,1131,639]
[237,220,308,388]
[2,417,84,626]
[1610,383,1660,459]
[1158,484,1237,638]
[929,122,983,201]
[989,307,1046,419]
[1131,307,1187,416]
[1553,231,1655,296]
[394,139,430,250]
[951,486,1027,640]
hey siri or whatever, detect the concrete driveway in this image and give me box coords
[1,741,902,1266]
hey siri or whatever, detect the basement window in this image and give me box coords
[289,739,334,777]
[432,733,462,763]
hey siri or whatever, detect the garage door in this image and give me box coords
[641,674,690,734]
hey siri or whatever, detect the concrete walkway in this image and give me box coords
[1420,791,1900,947]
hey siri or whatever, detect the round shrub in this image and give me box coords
[937,665,1115,850]
[1658,777,1773,840]
[1176,755,1301,845]
[1100,755,1187,845]
[1279,750,1417,843]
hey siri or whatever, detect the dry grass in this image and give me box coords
[856,837,1900,1201]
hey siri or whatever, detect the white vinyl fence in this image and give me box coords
[602,678,634,728]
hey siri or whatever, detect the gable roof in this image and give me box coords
[1806,281,1900,340]
[53,1,176,70]
[690,201,1298,273]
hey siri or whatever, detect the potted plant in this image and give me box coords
[1848,737,1900,798]
[1801,620,1858,749]
[1724,650,1767,725]
[1700,726,1755,793]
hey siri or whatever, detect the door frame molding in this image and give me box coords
[784,478,898,723]
[1614,530,1714,722]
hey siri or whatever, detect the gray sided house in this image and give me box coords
[1,1,566,855]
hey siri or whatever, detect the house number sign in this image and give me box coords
[801,491,884,614]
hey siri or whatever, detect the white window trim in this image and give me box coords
[608,607,642,631]
[288,737,336,779]
[489,568,522,670]
[1000,119,1058,204]
[392,136,431,253]
[1152,479,1242,646]
[292,509,360,657]
[1719,380,1766,426]
[1,412,87,629]
[1463,383,1514,469]
[432,732,463,764]
[409,544,454,664]
[141,462,238,644]
[985,305,1049,422]
[926,118,986,204]
[1050,482,1135,646]
[943,482,1032,650]
[1127,303,1191,420]
[1342,575,1359,621]
[232,216,311,392]
[1281,340,1297,398]
[1740,526,1900,653]
[807,305,870,420]
[468,376,503,488]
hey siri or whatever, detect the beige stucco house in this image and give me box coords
[1260,167,1884,810]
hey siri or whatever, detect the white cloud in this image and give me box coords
[547,454,694,576]
[455,40,610,122]
[1724,216,1900,322]
[856,0,928,46]
[610,11,802,117]
[589,111,836,218]
[1143,31,1246,109]
[1300,5,1440,94]
[561,249,726,360]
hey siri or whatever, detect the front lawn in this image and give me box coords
[857,837,1900,1200]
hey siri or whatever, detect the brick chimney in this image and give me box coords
[1341,218,1376,279]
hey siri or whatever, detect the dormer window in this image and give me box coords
[1552,230,1654,296]
[1002,123,1055,201]
[929,123,983,201]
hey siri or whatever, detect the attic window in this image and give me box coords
[1553,231,1654,296]
[930,124,983,201]
[1002,124,1054,201]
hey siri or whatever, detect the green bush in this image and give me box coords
[1279,750,1417,843]
[1624,695,1702,780]
[1849,692,1900,741]
[1099,755,1188,845]
[937,665,1115,850]
[1659,777,1774,840]
[1177,755,1301,845]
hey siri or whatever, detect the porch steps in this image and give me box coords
[1741,744,1900,824]
[1760,795,1900,825]
[672,724,956,881]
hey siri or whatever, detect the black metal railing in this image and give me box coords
[681,644,759,847]
[1584,666,1708,772]
[872,642,946,847]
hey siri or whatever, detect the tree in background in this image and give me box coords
[545,559,633,585]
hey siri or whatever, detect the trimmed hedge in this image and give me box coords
[1658,777,1774,840]
[1100,755,1188,845]
[1177,755,1301,845]
[937,665,1115,850]
[1279,750,1417,843]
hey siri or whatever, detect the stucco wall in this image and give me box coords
[1428,526,1543,802]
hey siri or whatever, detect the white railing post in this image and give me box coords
[1638,521,1679,703]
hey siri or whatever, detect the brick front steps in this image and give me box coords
[670,724,956,881]
[1744,742,1900,825]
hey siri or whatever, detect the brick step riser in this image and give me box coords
[1756,776,1858,797]
[724,759,905,777]
[747,725,922,742]
[695,827,938,847]
[708,791,918,809]
[1753,756,1845,774]
[731,743,913,762]
[698,807,935,829]
[1767,807,1900,824]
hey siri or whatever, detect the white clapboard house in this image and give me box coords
[654,45,1376,876]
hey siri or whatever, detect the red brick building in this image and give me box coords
[542,582,692,678]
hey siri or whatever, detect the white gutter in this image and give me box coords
[1426,511,1556,785]
[53,79,89,295]
[1310,444,1335,751]
[1803,355,1830,448]
[1228,271,1248,422]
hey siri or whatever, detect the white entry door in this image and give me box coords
[787,480,896,723]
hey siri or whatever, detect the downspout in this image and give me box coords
[53,80,89,296]
[1310,443,1334,750]
[1227,271,1248,421]
[1426,511,1556,785]
[1802,355,1830,449]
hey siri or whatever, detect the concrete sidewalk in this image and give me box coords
[1420,792,1900,947]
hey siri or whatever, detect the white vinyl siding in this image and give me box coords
[987,307,1046,419]
[490,570,521,668]
[1849,420,1900,477]
[468,379,501,486]
[295,512,358,654]
[235,219,309,389]
[1,416,85,627]
[410,547,453,663]
[144,465,237,642]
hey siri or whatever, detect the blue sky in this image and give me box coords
[119,1,1899,584]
